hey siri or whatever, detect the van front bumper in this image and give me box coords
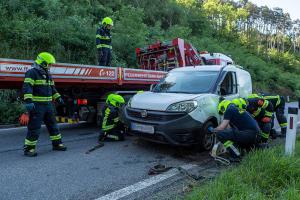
[125,107,203,145]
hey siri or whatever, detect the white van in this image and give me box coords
[124,64,252,150]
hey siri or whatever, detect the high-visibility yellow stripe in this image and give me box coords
[264,95,280,107]
[224,140,233,148]
[106,134,119,140]
[52,93,61,100]
[96,44,112,49]
[24,94,33,100]
[50,134,62,141]
[265,111,273,117]
[262,100,269,109]
[24,78,34,85]
[252,108,261,117]
[261,132,269,139]
[32,96,52,102]
[96,35,110,40]
[102,125,115,131]
[280,123,287,128]
[25,139,37,146]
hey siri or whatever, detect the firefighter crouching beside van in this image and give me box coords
[98,94,126,142]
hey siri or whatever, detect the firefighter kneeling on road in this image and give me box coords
[98,94,125,142]
[209,100,261,159]
[23,52,67,157]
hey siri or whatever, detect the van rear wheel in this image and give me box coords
[199,121,215,151]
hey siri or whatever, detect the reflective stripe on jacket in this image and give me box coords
[96,26,112,49]
[22,63,60,103]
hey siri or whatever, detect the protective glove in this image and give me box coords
[25,103,35,112]
[261,117,271,123]
[56,97,65,105]
[208,127,215,133]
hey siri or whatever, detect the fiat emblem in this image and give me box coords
[141,110,148,118]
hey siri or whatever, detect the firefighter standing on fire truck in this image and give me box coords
[98,94,126,142]
[22,52,67,157]
[96,17,113,66]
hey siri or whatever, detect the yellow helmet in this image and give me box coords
[218,100,231,115]
[102,17,113,26]
[35,52,56,68]
[106,94,125,107]
[232,98,248,110]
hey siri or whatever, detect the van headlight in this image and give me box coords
[166,101,198,113]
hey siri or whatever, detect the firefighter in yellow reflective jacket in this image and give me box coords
[261,95,287,137]
[232,96,274,143]
[99,94,125,142]
[22,52,67,157]
[96,17,113,66]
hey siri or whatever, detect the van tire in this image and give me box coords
[198,121,215,151]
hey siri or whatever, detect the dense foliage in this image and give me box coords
[0,0,299,123]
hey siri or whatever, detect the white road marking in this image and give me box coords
[94,164,197,200]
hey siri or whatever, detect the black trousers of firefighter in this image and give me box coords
[258,121,272,143]
[217,128,259,152]
[98,48,111,67]
[101,123,125,141]
[25,103,62,149]
[271,96,287,135]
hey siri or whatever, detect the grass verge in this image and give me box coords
[186,139,300,200]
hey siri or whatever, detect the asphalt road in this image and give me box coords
[0,102,299,200]
[0,123,206,200]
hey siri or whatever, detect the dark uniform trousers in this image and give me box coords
[26,103,62,149]
[98,48,111,67]
[217,128,259,150]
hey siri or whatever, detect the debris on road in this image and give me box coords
[148,164,173,175]
[85,142,105,154]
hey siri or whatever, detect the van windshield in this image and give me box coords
[152,71,219,94]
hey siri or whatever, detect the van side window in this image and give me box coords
[220,72,237,95]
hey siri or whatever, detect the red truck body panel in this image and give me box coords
[0,58,166,89]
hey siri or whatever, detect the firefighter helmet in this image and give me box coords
[107,94,125,107]
[218,100,231,115]
[232,98,247,110]
[102,17,113,26]
[35,52,56,68]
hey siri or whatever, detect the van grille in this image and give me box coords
[126,108,186,122]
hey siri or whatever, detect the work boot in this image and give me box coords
[52,143,67,151]
[24,146,37,157]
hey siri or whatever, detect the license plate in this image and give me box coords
[131,123,154,134]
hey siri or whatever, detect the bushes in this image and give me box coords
[0,90,25,125]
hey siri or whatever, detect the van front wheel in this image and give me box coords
[199,121,215,151]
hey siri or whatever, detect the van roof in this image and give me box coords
[171,65,224,72]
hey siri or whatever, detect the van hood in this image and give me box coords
[130,92,205,111]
